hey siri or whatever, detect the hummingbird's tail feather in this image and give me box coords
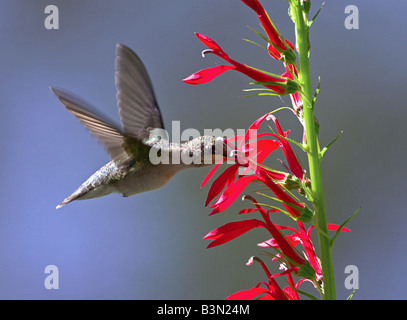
[56,199,70,209]
[56,191,84,209]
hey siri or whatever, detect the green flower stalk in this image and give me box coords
[289,0,335,300]
[184,0,351,300]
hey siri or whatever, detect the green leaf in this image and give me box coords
[320,131,343,160]
[330,207,360,248]
[347,288,357,300]
[309,1,326,27]
[286,284,319,300]
[312,76,321,107]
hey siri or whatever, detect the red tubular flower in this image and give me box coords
[240,0,296,64]
[183,33,298,95]
[241,0,288,52]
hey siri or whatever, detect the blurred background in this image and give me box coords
[0,0,405,299]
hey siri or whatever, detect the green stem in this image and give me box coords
[291,1,336,300]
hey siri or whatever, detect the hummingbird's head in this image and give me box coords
[181,136,228,167]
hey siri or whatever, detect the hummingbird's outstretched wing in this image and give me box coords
[115,44,165,141]
[51,87,149,161]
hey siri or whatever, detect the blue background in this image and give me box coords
[1,1,406,299]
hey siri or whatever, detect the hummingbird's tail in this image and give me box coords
[56,161,120,209]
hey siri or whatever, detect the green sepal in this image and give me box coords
[282,48,297,65]
[283,174,302,190]
[297,206,314,223]
[255,192,314,223]
[285,78,300,95]
[296,260,316,279]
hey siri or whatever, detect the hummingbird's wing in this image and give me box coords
[51,87,149,161]
[115,44,165,141]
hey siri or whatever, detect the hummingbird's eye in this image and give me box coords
[189,150,194,158]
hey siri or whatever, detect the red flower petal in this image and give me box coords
[201,159,226,188]
[205,163,240,206]
[203,219,266,248]
[226,287,272,300]
[195,32,224,53]
[327,224,351,232]
[238,208,260,214]
[240,113,269,149]
[183,65,235,85]
[209,175,258,215]
[244,139,280,164]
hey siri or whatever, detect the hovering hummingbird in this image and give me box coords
[52,44,228,209]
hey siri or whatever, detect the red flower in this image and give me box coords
[244,196,306,266]
[241,0,295,63]
[203,114,311,221]
[267,115,304,180]
[259,222,351,281]
[226,256,292,300]
[183,33,298,95]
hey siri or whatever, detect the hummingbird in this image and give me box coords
[52,44,228,209]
